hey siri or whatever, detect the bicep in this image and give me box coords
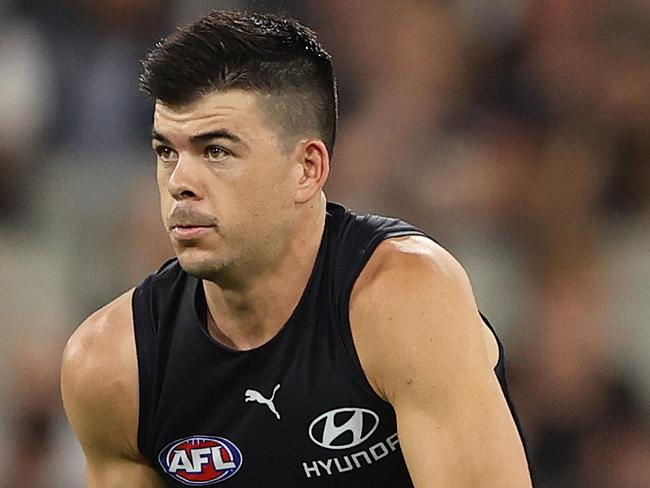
[68,396,165,488]
[394,364,530,487]
[391,294,528,486]
[63,364,162,488]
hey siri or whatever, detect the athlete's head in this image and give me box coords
[140,11,337,280]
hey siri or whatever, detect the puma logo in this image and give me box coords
[244,384,281,420]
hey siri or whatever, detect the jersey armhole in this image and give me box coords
[131,277,155,459]
[479,312,537,484]
[335,229,427,404]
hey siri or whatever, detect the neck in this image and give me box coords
[203,196,327,350]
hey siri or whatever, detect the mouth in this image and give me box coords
[170,224,216,240]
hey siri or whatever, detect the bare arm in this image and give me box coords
[350,236,532,487]
[61,290,164,488]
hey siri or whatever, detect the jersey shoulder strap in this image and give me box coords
[326,202,427,302]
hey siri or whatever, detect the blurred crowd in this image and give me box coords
[0,0,648,486]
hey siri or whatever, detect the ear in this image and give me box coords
[293,139,330,204]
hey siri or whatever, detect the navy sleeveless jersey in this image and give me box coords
[132,202,530,487]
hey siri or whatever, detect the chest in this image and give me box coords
[147,318,413,487]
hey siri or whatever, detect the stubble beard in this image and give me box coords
[177,251,232,283]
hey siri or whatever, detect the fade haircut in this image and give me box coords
[140,10,338,154]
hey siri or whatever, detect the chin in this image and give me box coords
[175,249,227,281]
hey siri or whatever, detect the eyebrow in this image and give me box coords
[151,129,244,146]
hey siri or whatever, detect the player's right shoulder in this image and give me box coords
[62,288,136,389]
[61,288,140,459]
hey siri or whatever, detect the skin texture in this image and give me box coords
[61,89,532,487]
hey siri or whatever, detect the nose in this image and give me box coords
[168,154,202,201]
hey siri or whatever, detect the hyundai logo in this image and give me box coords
[308,407,379,450]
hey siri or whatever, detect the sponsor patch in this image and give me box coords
[309,407,379,450]
[159,435,243,486]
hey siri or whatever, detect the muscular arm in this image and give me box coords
[61,290,164,488]
[350,236,532,487]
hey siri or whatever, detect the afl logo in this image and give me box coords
[158,436,243,486]
[309,407,379,450]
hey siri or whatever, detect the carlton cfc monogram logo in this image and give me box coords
[159,436,243,485]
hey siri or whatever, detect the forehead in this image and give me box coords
[153,89,277,141]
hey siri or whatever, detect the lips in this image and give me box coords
[171,224,215,240]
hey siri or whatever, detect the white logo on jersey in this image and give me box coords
[309,407,379,450]
[244,384,281,420]
[301,432,400,479]
[168,446,235,473]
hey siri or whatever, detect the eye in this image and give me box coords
[155,146,178,163]
[205,145,230,162]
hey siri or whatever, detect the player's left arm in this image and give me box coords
[350,236,532,487]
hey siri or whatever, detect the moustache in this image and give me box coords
[167,206,219,229]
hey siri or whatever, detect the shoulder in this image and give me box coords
[349,235,496,402]
[61,289,140,459]
[351,234,471,312]
[62,289,136,393]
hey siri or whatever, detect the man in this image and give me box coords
[61,10,533,487]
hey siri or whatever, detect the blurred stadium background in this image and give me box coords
[1,0,649,486]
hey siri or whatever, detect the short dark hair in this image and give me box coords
[140,10,338,154]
